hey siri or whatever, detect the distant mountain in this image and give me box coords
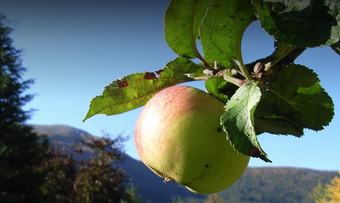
[217,167,336,203]
[33,125,337,203]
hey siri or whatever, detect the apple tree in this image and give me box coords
[84,0,338,192]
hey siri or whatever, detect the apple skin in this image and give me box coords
[135,86,249,194]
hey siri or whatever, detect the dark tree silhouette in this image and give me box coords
[39,136,136,203]
[73,137,134,203]
[0,15,48,202]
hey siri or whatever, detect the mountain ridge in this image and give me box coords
[32,124,337,203]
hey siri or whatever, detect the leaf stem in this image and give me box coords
[264,43,297,72]
[196,50,212,68]
[234,59,252,81]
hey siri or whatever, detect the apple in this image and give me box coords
[134,85,249,194]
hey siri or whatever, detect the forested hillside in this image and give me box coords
[34,125,337,203]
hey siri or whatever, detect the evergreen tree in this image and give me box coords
[0,15,47,202]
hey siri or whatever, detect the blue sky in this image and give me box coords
[1,0,339,170]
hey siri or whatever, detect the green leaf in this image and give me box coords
[325,0,340,45]
[256,64,334,135]
[0,142,7,157]
[331,41,340,55]
[83,58,204,121]
[253,0,339,47]
[165,0,211,58]
[200,0,255,67]
[220,82,271,162]
[205,77,229,102]
[255,116,303,136]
